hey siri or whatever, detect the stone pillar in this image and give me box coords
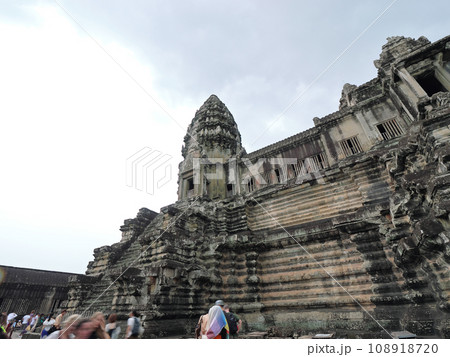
[241,250,265,331]
[396,67,428,99]
[434,53,450,91]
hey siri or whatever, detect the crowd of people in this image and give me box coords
[1,300,241,339]
[0,309,144,339]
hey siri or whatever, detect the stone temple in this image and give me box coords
[63,35,450,338]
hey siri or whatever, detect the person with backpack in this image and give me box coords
[126,310,143,339]
[224,305,242,339]
[105,313,121,339]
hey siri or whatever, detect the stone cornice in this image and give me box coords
[245,126,321,160]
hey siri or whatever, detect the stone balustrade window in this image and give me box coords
[339,136,363,157]
[291,153,328,177]
[308,153,327,171]
[377,118,404,140]
[186,177,194,197]
[274,168,282,183]
[226,183,233,197]
[247,177,256,192]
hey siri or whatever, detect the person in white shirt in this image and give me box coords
[6,313,17,338]
[40,314,56,339]
[125,310,141,339]
[19,311,34,338]
[30,313,39,332]
[21,315,30,325]
[7,313,17,325]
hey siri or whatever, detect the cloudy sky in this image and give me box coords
[0,0,449,273]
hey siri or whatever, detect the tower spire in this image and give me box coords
[178,95,244,200]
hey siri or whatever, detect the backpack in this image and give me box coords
[131,317,140,336]
[225,312,238,334]
[107,327,116,338]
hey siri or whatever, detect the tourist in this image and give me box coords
[40,313,56,339]
[0,312,7,338]
[105,313,121,339]
[205,305,229,339]
[89,312,110,339]
[215,300,225,310]
[47,314,80,339]
[195,312,209,339]
[74,319,95,339]
[126,310,143,339]
[54,309,67,331]
[19,310,34,337]
[223,305,241,339]
[30,312,40,332]
[6,312,17,338]
[38,314,46,327]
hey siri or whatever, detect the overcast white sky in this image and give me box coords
[0,0,449,273]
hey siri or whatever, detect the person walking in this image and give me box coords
[126,311,143,339]
[223,305,242,339]
[47,314,80,339]
[215,300,225,310]
[0,313,7,338]
[19,310,34,337]
[74,319,94,339]
[40,314,55,339]
[205,305,229,339]
[195,312,209,339]
[53,309,67,331]
[105,313,121,339]
[6,312,17,338]
[89,312,110,339]
[30,312,40,332]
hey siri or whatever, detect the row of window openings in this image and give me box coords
[339,118,404,158]
[185,153,328,194]
[188,119,404,193]
[247,153,328,192]
[246,120,402,186]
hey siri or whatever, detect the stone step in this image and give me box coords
[248,196,364,230]
[248,193,362,222]
[239,331,268,339]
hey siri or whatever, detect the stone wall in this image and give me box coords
[66,35,450,338]
[0,265,80,316]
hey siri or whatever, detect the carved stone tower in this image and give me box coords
[178,95,245,200]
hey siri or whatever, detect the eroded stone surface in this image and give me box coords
[67,35,450,338]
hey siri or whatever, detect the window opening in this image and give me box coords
[247,177,255,192]
[274,168,282,183]
[377,118,403,140]
[339,136,363,157]
[416,71,447,96]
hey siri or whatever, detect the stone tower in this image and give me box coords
[65,35,450,338]
[178,95,245,200]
